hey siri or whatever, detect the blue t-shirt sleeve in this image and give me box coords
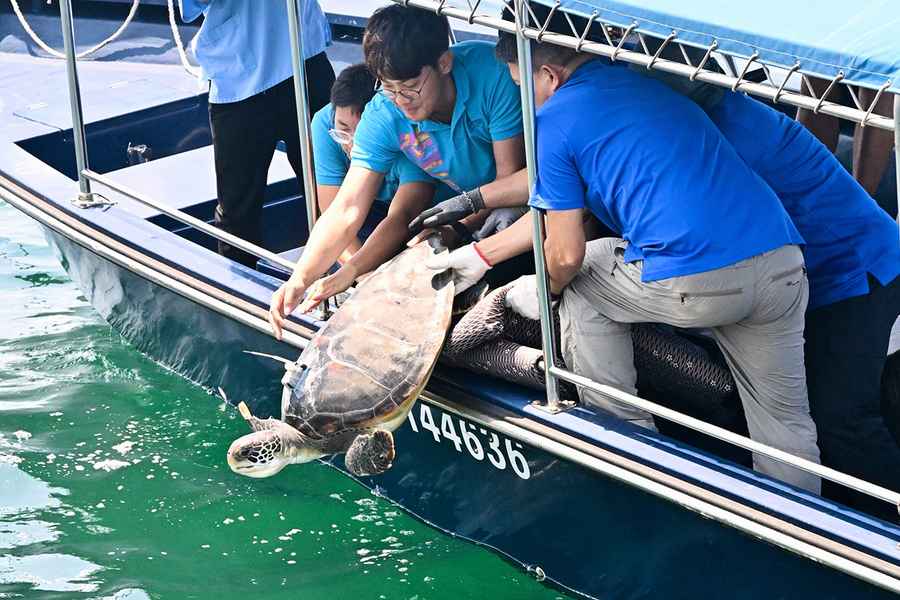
[178,0,206,23]
[530,120,585,211]
[350,102,401,175]
[486,66,524,142]
[311,107,350,186]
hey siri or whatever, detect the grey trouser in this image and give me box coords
[559,238,821,493]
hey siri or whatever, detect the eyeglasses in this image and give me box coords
[376,68,432,102]
[328,128,353,145]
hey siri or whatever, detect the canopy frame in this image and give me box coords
[398,0,895,132]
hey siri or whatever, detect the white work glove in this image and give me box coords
[504,275,545,320]
[426,242,492,295]
[473,207,529,241]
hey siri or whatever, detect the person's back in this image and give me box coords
[705,91,900,518]
[183,0,331,104]
[535,60,803,282]
[706,92,900,309]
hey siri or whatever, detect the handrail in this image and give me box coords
[285,0,320,236]
[514,0,563,412]
[391,0,895,132]
[58,0,93,204]
[391,0,900,512]
[549,366,900,506]
[81,170,297,272]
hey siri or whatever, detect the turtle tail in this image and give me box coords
[344,430,395,477]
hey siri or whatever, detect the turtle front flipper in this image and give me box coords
[344,430,395,477]
[238,401,282,433]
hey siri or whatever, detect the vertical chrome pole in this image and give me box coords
[285,0,319,235]
[894,94,899,227]
[514,0,562,410]
[59,0,93,203]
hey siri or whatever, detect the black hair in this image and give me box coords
[330,64,377,114]
[495,4,589,69]
[363,4,451,81]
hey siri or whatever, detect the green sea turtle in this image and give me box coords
[227,237,454,478]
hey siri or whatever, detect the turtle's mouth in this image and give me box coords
[228,459,288,478]
[227,450,289,478]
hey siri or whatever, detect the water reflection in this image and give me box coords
[0,463,104,593]
[0,199,564,599]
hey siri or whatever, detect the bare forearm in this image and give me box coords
[475,211,533,265]
[546,252,580,295]
[293,205,365,285]
[544,209,586,295]
[344,211,411,277]
[480,169,529,209]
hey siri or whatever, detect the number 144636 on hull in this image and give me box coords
[407,403,531,480]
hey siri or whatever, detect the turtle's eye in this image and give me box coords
[243,434,283,465]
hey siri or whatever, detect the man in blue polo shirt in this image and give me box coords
[625,41,900,513]
[702,91,900,515]
[269,5,525,332]
[466,26,820,492]
[179,0,334,267]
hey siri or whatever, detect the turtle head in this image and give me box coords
[226,402,321,478]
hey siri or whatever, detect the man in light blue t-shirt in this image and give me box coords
[179,0,333,267]
[279,64,442,320]
[269,6,526,336]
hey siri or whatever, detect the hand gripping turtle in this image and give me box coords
[227,237,455,478]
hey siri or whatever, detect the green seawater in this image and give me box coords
[0,201,568,599]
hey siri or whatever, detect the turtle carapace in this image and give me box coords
[227,237,454,478]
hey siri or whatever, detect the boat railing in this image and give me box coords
[80,170,298,273]
[49,0,900,514]
[53,0,321,234]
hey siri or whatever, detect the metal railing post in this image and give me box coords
[285,0,320,236]
[58,0,93,204]
[514,0,564,411]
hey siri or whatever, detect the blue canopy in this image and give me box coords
[547,0,900,93]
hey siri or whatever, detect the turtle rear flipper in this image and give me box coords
[344,430,395,477]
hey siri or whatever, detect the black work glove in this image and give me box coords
[473,207,528,240]
[408,188,485,233]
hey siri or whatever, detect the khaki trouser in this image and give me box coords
[560,238,821,493]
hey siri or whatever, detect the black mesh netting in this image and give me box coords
[441,283,739,418]
[440,282,900,434]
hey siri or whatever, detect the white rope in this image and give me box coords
[10,0,141,59]
[167,0,202,77]
[9,0,201,78]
